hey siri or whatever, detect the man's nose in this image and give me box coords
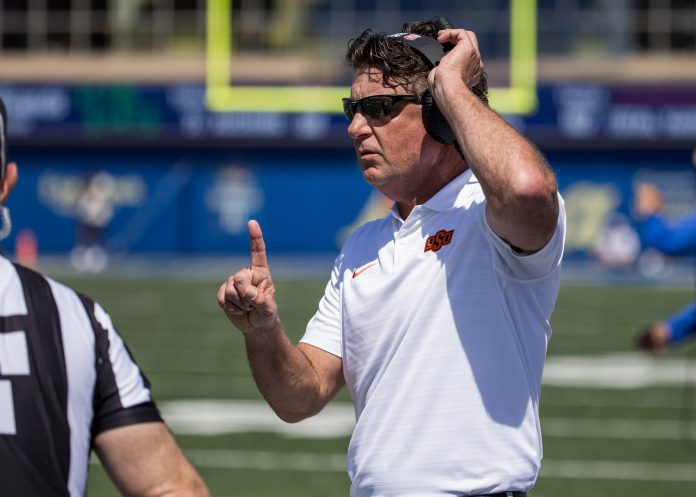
[347,112,371,139]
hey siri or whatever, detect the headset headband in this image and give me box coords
[387,33,445,67]
[389,16,455,68]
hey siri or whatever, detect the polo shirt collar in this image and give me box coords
[389,169,478,222]
[422,168,477,212]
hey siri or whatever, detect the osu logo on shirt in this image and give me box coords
[424,229,454,253]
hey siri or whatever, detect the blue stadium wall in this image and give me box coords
[1,83,695,262]
[3,147,694,262]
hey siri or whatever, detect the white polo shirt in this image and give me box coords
[301,169,566,497]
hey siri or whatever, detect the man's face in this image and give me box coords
[347,68,438,193]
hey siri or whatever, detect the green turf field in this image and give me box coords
[61,275,696,497]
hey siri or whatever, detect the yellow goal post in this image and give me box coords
[206,0,538,115]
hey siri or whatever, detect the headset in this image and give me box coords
[389,17,458,146]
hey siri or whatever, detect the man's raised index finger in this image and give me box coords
[248,219,269,269]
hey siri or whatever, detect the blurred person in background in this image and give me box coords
[0,99,210,497]
[634,150,696,352]
[70,170,116,273]
[219,18,565,497]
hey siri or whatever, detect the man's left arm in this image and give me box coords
[429,28,559,253]
[94,421,210,497]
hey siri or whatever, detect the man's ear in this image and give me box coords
[0,162,18,204]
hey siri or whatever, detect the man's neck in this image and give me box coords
[394,164,469,219]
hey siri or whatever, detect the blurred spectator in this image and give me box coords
[70,170,115,273]
[592,212,641,268]
[634,150,696,352]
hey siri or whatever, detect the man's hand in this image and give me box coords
[634,182,664,218]
[428,28,484,90]
[218,220,278,335]
[635,323,671,353]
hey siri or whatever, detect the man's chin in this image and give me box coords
[361,167,384,186]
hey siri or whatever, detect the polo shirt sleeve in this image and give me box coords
[483,192,566,280]
[299,254,343,358]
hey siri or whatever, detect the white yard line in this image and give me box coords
[160,399,356,438]
[542,354,696,388]
[160,399,696,441]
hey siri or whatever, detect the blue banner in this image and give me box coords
[1,83,696,147]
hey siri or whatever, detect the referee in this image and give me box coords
[0,98,209,497]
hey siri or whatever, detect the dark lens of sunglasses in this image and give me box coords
[342,97,394,121]
[343,101,355,121]
[361,98,387,119]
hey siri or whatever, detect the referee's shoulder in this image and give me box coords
[11,259,98,310]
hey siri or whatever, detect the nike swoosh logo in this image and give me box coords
[352,262,377,279]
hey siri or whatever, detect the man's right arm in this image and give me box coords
[218,220,344,422]
[240,316,344,422]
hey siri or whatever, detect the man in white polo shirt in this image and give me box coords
[219,17,565,497]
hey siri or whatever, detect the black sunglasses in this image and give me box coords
[342,95,421,122]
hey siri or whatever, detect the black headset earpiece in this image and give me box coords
[421,91,456,144]
[394,17,459,147]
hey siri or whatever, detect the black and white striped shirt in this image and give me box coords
[0,256,162,497]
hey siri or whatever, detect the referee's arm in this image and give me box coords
[94,421,210,497]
